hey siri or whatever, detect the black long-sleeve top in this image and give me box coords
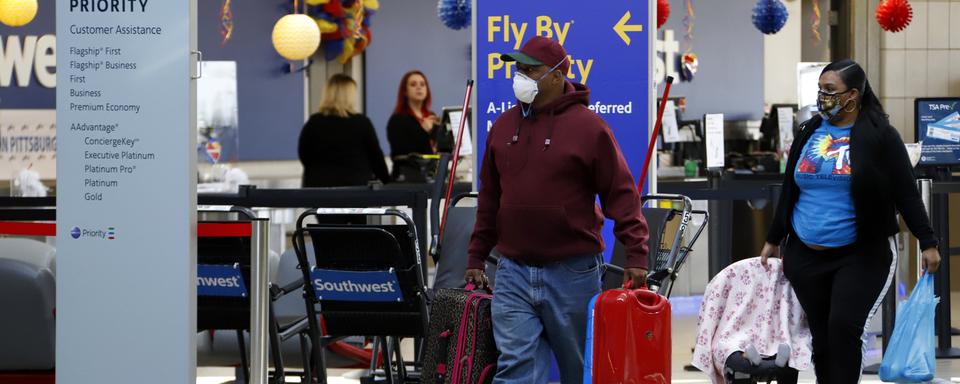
[386,113,435,157]
[298,113,390,188]
[767,114,938,251]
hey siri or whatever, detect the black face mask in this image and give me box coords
[817,89,856,122]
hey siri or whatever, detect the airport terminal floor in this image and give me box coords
[191,294,960,383]
[193,295,960,383]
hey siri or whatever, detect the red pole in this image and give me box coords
[638,76,674,192]
[437,80,474,243]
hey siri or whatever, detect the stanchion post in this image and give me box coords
[930,168,960,358]
[706,170,731,279]
[919,179,933,278]
[250,219,270,384]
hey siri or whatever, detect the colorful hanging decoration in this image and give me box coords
[811,0,822,45]
[752,0,788,35]
[681,53,699,81]
[273,0,322,61]
[682,0,695,53]
[657,0,670,29]
[220,0,234,46]
[305,0,379,64]
[681,0,698,81]
[439,0,471,30]
[876,0,913,33]
[206,141,223,164]
[273,13,322,60]
[0,0,38,27]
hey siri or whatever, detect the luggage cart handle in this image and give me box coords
[313,207,389,215]
[641,194,694,213]
[197,205,258,220]
[296,207,421,263]
[299,208,415,230]
[450,192,479,208]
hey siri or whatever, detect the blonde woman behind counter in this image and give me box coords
[298,74,390,188]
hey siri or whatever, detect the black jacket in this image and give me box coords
[387,113,435,157]
[298,113,390,188]
[766,114,938,251]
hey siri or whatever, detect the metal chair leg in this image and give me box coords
[392,337,407,382]
[368,336,381,379]
[298,333,313,384]
[237,330,249,384]
[316,336,328,384]
[382,336,396,384]
[269,306,285,383]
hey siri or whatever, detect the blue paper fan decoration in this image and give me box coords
[438,0,470,30]
[752,0,789,34]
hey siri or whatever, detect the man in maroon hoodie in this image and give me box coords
[464,36,650,383]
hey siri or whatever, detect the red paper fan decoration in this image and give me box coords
[657,0,670,29]
[876,0,913,33]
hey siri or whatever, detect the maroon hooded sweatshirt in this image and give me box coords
[467,82,650,270]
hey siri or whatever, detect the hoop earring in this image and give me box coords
[843,100,858,113]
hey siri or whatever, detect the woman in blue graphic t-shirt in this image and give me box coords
[760,60,942,383]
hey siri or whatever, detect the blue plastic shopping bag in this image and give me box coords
[879,273,939,383]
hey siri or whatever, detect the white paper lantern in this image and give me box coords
[271,14,321,61]
[0,0,38,27]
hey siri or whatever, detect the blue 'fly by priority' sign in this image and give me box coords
[473,1,655,264]
[197,264,248,298]
[310,268,404,302]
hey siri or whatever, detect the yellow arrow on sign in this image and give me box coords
[614,11,644,46]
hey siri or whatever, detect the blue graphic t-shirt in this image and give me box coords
[791,121,856,248]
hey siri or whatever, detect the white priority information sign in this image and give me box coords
[56,0,198,383]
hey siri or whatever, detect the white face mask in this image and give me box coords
[512,58,567,105]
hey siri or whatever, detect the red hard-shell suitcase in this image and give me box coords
[584,286,671,384]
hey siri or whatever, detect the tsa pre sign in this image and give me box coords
[473,1,655,261]
[311,269,403,302]
[917,99,960,165]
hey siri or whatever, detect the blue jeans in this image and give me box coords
[491,252,604,384]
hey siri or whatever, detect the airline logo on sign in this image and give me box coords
[310,268,403,302]
[197,264,248,298]
[69,225,117,240]
[0,35,57,89]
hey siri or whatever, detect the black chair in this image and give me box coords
[293,208,430,384]
[196,208,313,384]
[604,194,708,297]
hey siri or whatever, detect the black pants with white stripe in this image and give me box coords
[782,234,896,383]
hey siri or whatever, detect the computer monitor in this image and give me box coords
[440,106,473,156]
[915,98,960,166]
